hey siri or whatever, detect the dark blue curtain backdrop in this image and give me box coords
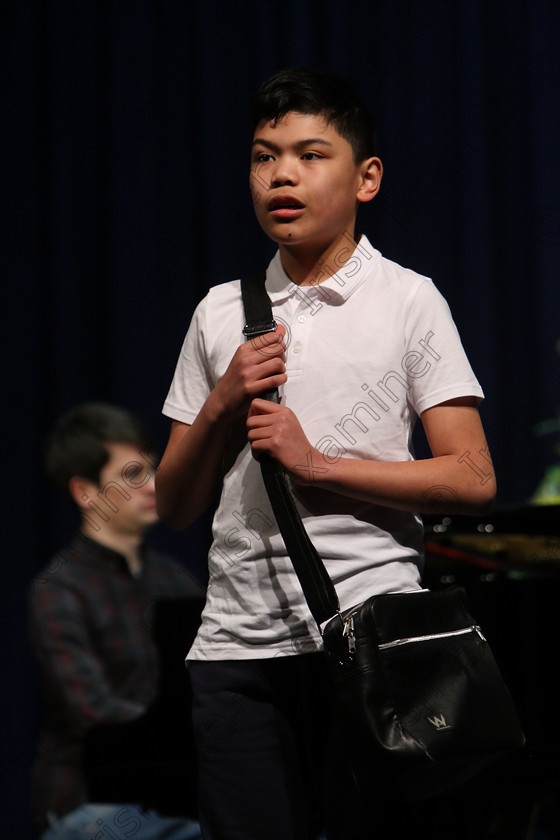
[4,1,560,835]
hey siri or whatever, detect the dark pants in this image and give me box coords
[189,654,334,840]
[188,655,488,840]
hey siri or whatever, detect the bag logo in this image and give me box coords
[427,713,452,731]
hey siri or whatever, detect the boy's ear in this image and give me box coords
[68,476,96,511]
[357,157,383,204]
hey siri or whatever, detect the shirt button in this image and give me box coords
[293,341,302,354]
[297,314,307,323]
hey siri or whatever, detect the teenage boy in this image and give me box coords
[156,68,495,839]
[28,402,203,840]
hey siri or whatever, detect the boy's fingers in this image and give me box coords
[248,398,289,419]
[250,325,286,356]
[250,397,280,413]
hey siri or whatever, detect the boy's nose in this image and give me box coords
[270,157,299,187]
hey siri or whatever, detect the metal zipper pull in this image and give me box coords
[474,625,487,641]
[342,614,356,655]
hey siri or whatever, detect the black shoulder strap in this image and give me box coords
[240,273,340,627]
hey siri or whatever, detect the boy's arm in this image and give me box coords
[156,327,287,529]
[246,396,496,516]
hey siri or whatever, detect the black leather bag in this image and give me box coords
[240,273,525,801]
[322,585,525,800]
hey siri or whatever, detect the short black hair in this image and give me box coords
[251,67,377,163]
[45,402,151,504]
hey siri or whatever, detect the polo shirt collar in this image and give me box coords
[265,234,378,307]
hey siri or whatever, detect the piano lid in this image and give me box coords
[423,504,560,575]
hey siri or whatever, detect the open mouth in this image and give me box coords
[268,196,305,221]
[268,195,305,211]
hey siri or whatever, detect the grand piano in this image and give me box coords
[422,503,560,837]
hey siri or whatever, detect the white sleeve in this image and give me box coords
[162,296,213,425]
[403,278,484,415]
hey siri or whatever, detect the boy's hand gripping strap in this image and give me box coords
[240,273,340,628]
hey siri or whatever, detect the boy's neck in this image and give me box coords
[278,228,361,286]
[80,521,144,576]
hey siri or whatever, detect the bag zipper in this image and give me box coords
[341,615,486,657]
[342,614,357,654]
[378,625,486,650]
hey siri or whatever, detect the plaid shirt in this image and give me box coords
[28,534,203,831]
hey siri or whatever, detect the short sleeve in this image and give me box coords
[162,296,213,425]
[403,278,484,415]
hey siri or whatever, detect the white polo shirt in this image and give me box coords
[163,236,484,660]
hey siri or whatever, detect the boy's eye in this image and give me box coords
[301,152,321,160]
[254,152,274,163]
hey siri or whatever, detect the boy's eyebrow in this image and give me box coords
[251,137,333,152]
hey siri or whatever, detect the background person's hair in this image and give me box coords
[250,67,377,163]
[45,402,152,505]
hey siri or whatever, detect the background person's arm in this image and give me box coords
[28,583,146,732]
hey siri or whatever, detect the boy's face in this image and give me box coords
[250,111,379,255]
[77,442,159,537]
